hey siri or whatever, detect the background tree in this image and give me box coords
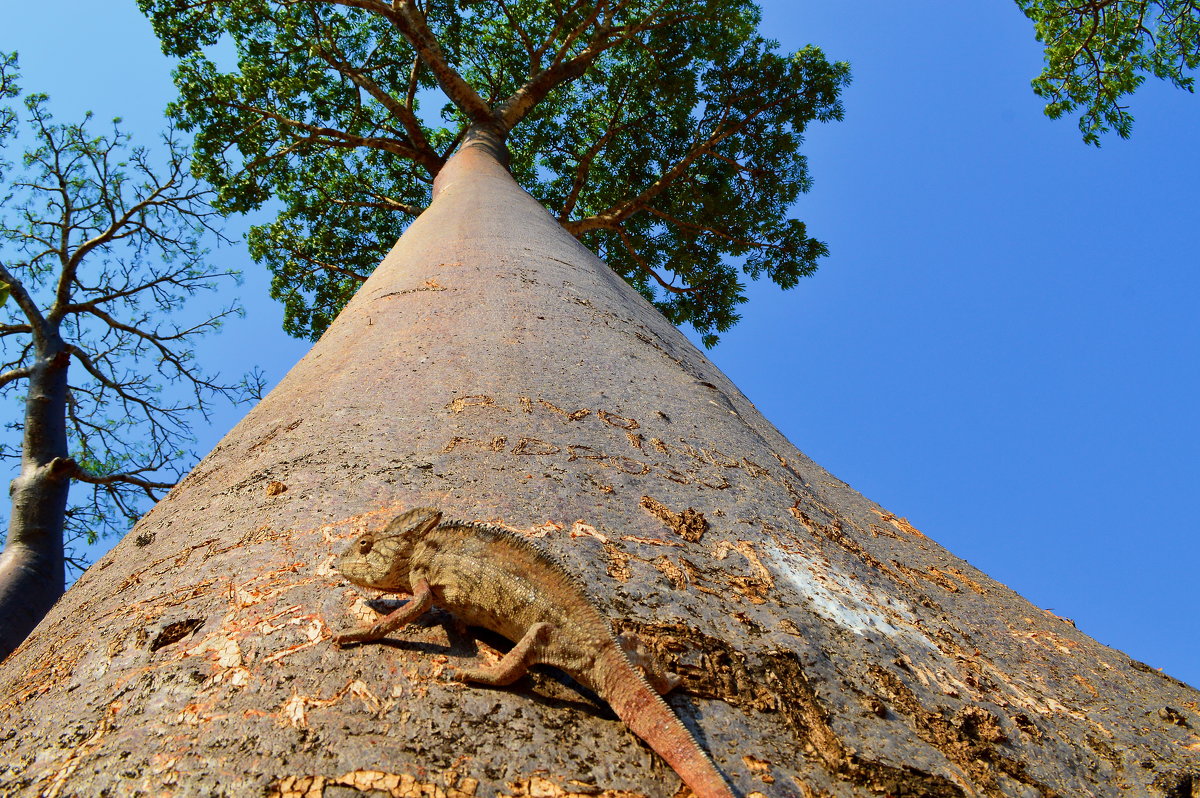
[1016,0,1200,143]
[139,0,849,346]
[0,54,262,660]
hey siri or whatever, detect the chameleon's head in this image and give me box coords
[337,507,442,591]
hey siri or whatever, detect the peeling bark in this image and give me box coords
[1,141,1197,797]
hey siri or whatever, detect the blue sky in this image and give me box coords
[4,2,1197,688]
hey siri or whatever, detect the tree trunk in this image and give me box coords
[1,142,1196,798]
[0,343,71,660]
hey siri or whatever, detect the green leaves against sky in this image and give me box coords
[135,1,1198,342]
[1017,0,1199,144]
[139,0,849,345]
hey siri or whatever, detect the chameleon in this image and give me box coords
[332,506,737,798]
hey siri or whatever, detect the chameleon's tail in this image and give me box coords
[598,649,736,798]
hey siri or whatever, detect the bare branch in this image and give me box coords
[64,460,175,492]
[65,266,237,311]
[68,348,183,416]
[0,366,31,389]
[0,256,54,337]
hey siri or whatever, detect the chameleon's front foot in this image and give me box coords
[331,579,435,647]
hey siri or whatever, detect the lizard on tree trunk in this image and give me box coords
[333,506,737,798]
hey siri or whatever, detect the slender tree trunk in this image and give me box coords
[1,141,1197,797]
[0,341,71,660]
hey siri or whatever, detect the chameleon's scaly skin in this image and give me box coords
[333,507,736,798]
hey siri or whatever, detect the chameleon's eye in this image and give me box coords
[357,537,374,555]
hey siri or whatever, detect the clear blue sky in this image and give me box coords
[5,3,1197,688]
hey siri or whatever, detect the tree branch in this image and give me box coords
[644,205,783,252]
[567,93,791,233]
[0,366,31,390]
[68,348,183,416]
[279,248,370,282]
[308,0,498,129]
[318,193,426,217]
[308,11,444,175]
[224,100,425,163]
[0,263,51,345]
[556,93,635,221]
[607,222,703,296]
[63,459,175,492]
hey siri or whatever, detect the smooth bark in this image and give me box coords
[1,141,1197,797]
[0,339,70,660]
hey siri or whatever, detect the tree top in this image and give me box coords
[139,0,849,346]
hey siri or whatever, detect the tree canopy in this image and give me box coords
[139,0,849,347]
[1017,0,1200,144]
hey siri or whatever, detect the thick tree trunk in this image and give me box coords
[0,344,71,660]
[1,142,1197,797]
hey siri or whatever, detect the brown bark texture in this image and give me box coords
[1,143,1197,798]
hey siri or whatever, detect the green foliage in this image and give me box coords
[1016,0,1200,144]
[139,0,849,346]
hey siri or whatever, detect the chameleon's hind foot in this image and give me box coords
[619,632,682,694]
[455,621,555,687]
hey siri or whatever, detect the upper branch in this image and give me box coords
[496,3,700,132]
[608,220,703,295]
[52,183,179,322]
[497,36,610,132]
[568,92,790,234]
[308,12,444,174]
[227,100,425,163]
[381,0,499,128]
[0,262,52,345]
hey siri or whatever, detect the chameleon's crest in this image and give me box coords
[447,519,593,594]
[384,507,444,538]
